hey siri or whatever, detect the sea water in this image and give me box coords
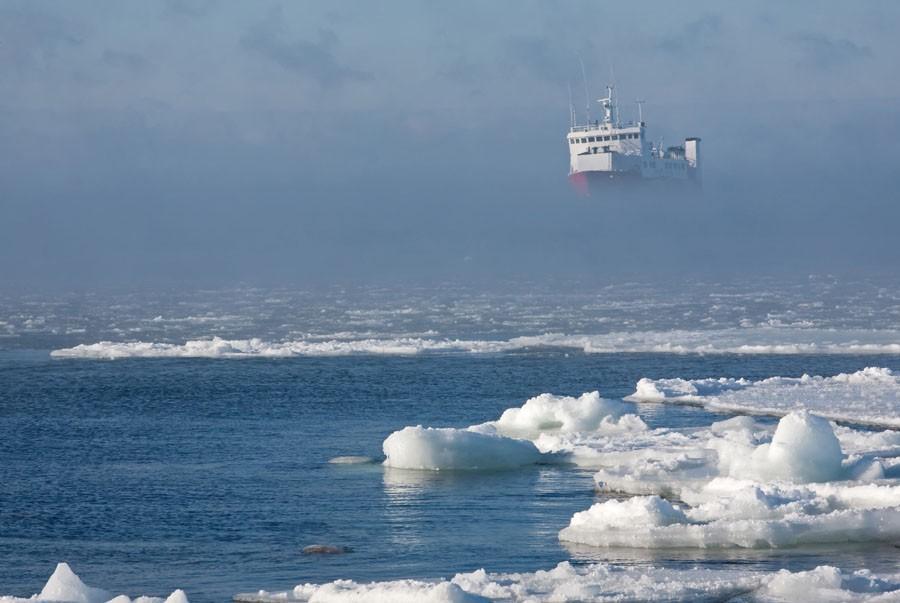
[2,281,900,601]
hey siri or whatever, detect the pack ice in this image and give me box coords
[380,383,900,551]
[0,563,187,603]
[49,327,900,359]
[559,410,900,549]
[236,562,900,602]
[628,366,900,428]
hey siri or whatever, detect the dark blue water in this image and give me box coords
[2,351,900,601]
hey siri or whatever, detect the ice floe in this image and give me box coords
[234,561,900,602]
[560,412,900,549]
[382,426,543,470]
[484,391,633,439]
[627,367,900,427]
[382,391,644,470]
[0,563,186,603]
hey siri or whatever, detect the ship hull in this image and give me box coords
[569,170,697,196]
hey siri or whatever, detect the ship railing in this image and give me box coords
[569,120,643,133]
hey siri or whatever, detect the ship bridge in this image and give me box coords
[567,87,645,177]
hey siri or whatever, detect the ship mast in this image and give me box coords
[597,85,616,127]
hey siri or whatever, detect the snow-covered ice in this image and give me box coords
[559,412,900,549]
[627,367,900,427]
[234,561,900,602]
[484,391,633,439]
[0,563,186,603]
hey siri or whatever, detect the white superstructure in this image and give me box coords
[567,86,700,192]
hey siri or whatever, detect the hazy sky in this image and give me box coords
[1,1,898,289]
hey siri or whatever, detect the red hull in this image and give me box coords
[568,170,643,196]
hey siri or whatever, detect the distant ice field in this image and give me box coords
[48,328,900,358]
[0,277,897,355]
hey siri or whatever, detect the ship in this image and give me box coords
[567,85,700,195]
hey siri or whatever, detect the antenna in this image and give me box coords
[567,82,576,128]
[598,84,615,126]
[608,63,617,126]
[578,55,591,124]
[610,84,617,126]
[636,99,645,124]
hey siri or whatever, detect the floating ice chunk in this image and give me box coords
[493,391,616,436]
[564,475,900,550]
[709,415,758,435]
[759,566,900,602]
[628,367,900,428]
[845,458,886,481]
[834,424,900,456]
[327,456,374,465]
[450,561,762,603]
[383,391,644,470]
[0,563,186,603]
[102,596,170,603]
[590,411,892,499]
[587,412,858,500]
[162,591,188,603]
[285,579,485,603]
[37,563,110,603]
[748,411,844,483]
[382,426,543,470]
[628,377,668,402]
[566,495,688,531]
[485,391,642,439]
[559,495,900,549]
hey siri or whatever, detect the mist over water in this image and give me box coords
[1,2,898,290]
